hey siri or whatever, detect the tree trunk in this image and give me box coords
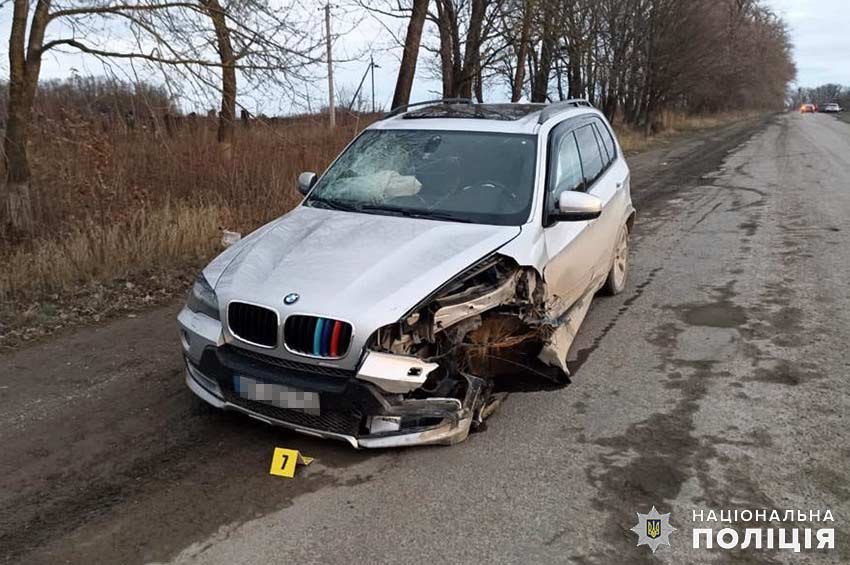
[3,80,37,233]
[203,0,236,161]
[474,59,484,102]
[567,46,582,99]
[511,0,533,102]
[457,0,485,99]
[391,0,429,110]
[3,0,50,235]
[435,1,455,97]
[531,1,556,102]
[554,56,565,100]
[3,113,35,234]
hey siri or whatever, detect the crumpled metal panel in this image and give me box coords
[207,205,521,371]
[433,270,521,333]
[356,351,439,394]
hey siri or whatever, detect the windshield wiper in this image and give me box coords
[310,200,475,224]
[407,210,474,223]
[307,196,361,212]
[358,205,474,224]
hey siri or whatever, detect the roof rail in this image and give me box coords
[537,99,594,124]
[384,98,474,119]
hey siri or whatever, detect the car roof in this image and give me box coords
[368,101,601,135]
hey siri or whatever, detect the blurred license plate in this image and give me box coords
[233,375,320,415]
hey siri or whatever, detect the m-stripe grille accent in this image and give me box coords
[284,316,352,358]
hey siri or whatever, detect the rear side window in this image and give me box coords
[575,124,604,185]
[592,123,611,164]
[593,118,617,163]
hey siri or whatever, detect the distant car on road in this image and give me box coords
[800,104,816,114]
[822,103,842,113]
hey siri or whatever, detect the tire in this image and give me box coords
[602,224,629,295]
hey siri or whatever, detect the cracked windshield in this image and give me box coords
[307,130,537,225]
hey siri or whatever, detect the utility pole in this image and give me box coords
[370,55,376,113]
[324,3,335,129]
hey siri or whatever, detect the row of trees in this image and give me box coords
[791,84,850,109]
[2,0,796,237]
[386,0,795,125]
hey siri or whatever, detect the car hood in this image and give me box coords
[207,205,521,367]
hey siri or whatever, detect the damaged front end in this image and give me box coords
[357,254,583,446]
[182,253,589,449]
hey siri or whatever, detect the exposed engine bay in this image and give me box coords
[363,254,594,432]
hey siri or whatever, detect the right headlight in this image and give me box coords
[186,273,220,320]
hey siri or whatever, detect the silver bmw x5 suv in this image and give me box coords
[178,99,634,448]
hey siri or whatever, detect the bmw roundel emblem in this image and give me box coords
[283,293,300,305]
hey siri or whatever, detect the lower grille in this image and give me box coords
[284,315,353,358]
[224,390,363,436]
[228,302,278,347]
[224,345,353,378]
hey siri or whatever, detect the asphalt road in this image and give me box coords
[2,112,849,564]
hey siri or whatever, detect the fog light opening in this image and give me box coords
[367,416,402,434]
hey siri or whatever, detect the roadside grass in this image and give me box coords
[616,110,760,153]
[835,111,850,125]
[0,108,759,350]
[1,112,372,347]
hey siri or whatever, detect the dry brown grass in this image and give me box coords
[0,107,754,349]
[614,109,759,153]
[1,202,225,298]
[1,112,375,302]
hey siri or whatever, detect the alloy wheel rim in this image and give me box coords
[614,231,628,287]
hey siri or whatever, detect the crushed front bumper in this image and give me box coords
[184,344,481,449]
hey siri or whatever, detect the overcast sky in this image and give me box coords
[1,0,847,113]
[766,0,850,86]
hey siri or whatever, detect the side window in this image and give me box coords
[555,133,584,192]
[593,118,617,163]
[592,123,611,165]
[575,124,604,186]
[547,129,584,214]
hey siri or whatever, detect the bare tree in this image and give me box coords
[510,0,534,102]
[2,0,203,235]
[392,0,430,110]
[2,0,200,234]
[2,0,320,234]
[424,0,507,99]
[137,0,321,154]
[201,0,237,156]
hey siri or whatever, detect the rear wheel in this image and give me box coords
[603,225,629,295]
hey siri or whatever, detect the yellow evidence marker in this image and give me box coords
[269,447,315,478]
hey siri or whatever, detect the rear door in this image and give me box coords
[542,115,630,311]
[585,116,630,274]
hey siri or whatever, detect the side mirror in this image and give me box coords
[297,171,317,195]
[550,191,603,222]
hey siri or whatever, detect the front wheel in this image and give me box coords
[602,225,629,295]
